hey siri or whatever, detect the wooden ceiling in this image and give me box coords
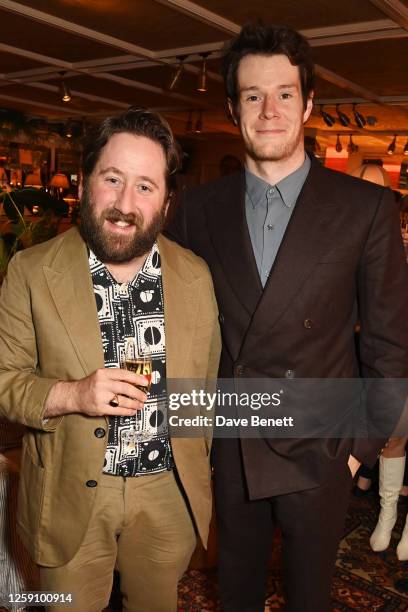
[0,0,407,162]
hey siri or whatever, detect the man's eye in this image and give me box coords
[247,95,260,102]
[280,93,293,99]
[138,184,152,192]
[106,176,120,185]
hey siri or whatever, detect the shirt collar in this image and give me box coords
[88,241,159,286]
[245,154,311,209]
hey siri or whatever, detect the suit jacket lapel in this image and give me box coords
[43,230,198,381]
[43,228,104,376]
[248,160,339,336]
[158,235,199,379]
[204,170,262,316]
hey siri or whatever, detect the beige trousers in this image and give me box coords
[40,471,196,612]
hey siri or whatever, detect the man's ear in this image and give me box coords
[227,98,239,126]
[303,92,314,124]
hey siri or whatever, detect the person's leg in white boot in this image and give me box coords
[370,440,406,552]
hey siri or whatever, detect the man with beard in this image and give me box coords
[0,108,220,612]
[166,24,408,612]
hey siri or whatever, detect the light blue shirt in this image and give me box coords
[245,155,311,287]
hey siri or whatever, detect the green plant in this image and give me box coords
[0,188,65,283]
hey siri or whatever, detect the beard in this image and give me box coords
[243,124,304,163]
[79,186,166,263]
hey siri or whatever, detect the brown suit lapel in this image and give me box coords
[42,228,104,376]
[249,160,339,335]
[42,230,205,381]
[156,235,202,379]
[204,170,263,316]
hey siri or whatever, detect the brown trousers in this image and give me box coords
[40,471,196,612]
[214,438,353,612]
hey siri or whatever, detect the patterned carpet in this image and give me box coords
[175,493,408,611]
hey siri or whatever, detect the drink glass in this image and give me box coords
[123,337,152,441]
[123,338,152,393]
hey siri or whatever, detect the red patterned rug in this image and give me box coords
[104,493,408,610]
[176,494,408,611]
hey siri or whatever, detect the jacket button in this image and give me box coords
[235,364,245,377]
[303,318,313,329]
[285,369,295,378]
[94,427,106,438]
[219,313,225,324]
[86,480,98,488]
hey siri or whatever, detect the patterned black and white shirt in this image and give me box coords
[89,242,173,477]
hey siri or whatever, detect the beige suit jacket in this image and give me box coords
[0,227,220,567]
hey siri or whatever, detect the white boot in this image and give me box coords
[370,455,405,552]
[397,513,408,560]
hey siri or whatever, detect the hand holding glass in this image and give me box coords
[123,338,152,394]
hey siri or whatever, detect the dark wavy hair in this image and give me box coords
[221,23,315,112]
[81,107,181,194]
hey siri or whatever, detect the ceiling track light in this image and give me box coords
[404,140,408,156]
[347,134,358,153]
[336,104,350,127]
[320,105,335,127]
[388,134,397,155]
[195,110,203,133]
[197,52,210,93]
[335,134,342,153]
[353,103,366,129]
[59,71,71,103]
[65,119,73,138]
[167,55,187,92]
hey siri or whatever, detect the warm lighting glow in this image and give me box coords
[25,172,42,188]
[197,53,210,93]
[387,135,397,155]
[59,71,71,103]
[351,164,391,187]
[324,146,348,173]
[50,173,69,189]
[383,163,402,189]
[194,110,203,134]
[167,55,187,92]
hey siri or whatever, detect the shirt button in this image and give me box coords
[285,369,295,379]
[303,319,313,329]
[94,427,106,438]
[267,187,275,195]
[267,224,274,231]
[86,480,98,488]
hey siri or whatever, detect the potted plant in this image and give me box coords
[0,186,68,284]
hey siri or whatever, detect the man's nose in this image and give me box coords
[114,183,134,214]
[260,95,279,119]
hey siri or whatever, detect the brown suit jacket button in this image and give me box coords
[303,319,313,329]
[285,369,295,378]
[86,480,98,487]
[94,427,106,438]
[235,364,245,377]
